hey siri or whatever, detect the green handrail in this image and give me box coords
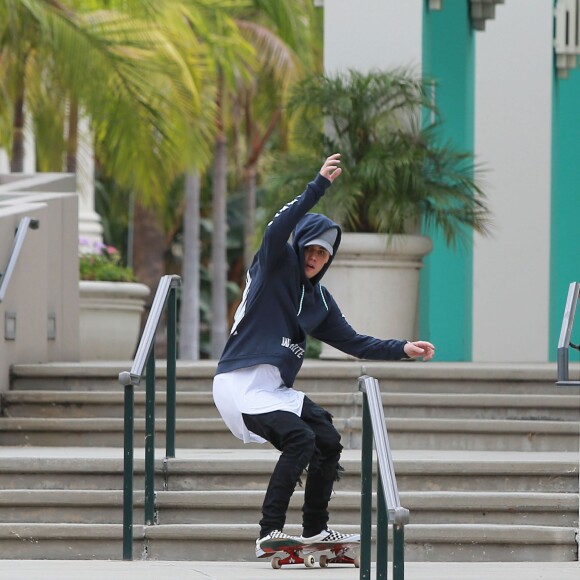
[359,375,409,580]
[360,393,373,579]
[118,274,181,560]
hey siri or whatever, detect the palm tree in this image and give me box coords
[1,1,208,184]
[176,0,320,359]
[206,0,320,358]
[1,0,250,360]
[233,0,320,269]
[201,9,254,359]
[172,3,255,359]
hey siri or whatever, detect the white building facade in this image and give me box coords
[320,0,580,363]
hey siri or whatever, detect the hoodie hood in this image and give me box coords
[292,213,342,286]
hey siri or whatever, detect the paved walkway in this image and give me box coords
[2,560,579,580]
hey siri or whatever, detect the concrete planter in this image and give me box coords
[79,281,150,361]
[320,233,432,359]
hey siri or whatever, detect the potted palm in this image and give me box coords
[78,240,149,360]
[263,69,491,356]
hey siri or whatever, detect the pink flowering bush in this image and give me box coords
[79,239,137,282]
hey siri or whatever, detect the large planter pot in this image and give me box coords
[320,233,433,359]
[79,281,150,361]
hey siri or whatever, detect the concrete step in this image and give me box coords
[0,449,576,494]
[0,522,575,562]
[1,489,575,528]
[4,361,578,564]
[0,416,577,452]
[10,361,580,395]
[0,490,141,524]
[3,390,578,422]
[0,447,575,562]
[0,523,132,560]
[1,391,223,420]
[142,523,578,562]
[352,418,580,452]
[0,456,138,491]
[154,490,579,528]
[159,451,579,494]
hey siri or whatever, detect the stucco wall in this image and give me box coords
[0,175,79,391]
[473,0,553,362]
[323,0,423,74]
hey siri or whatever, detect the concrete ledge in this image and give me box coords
[10,360,580,382]
[1,415,576,451]
[142,523,578,562]
[0,521,575,562]
[4,390,578,413]
[8,481,571,511]
[0,522,131,539]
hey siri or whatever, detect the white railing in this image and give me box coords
[557,282,580,387]
[555,0,580,78]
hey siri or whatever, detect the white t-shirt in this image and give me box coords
[213,364,305,444]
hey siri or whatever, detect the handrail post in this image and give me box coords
[122,382,134,560]
[393,524,405,580]
[376,471,388,580]
[360,390,373,580]
[144,351,156,525]
[166,287,177,458]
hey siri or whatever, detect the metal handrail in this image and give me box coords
[358,375,408,580]
[556,282,580,386]
[0,216,39,303]
[118,274,181,560]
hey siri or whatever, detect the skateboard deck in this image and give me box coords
[260,537,360,569]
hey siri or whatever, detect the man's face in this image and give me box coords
[304,245,331,279]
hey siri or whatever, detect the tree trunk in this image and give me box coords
[211,133,229,359]
[179,170,201,361]
[243,165,257,270]
[132,199,166,354]
[66,100,79,173]
[242,107,281,270]
[210,69,229,360]
[10,94,25,173]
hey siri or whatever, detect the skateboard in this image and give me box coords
[260,537,360,569]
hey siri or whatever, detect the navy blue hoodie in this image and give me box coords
[215,173,408,387]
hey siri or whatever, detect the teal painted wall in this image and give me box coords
[550,64,580,360]
[421,2,475,361]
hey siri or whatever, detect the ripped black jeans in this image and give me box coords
[243,396,343,538]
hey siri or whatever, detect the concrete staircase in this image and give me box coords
[0,361,578,562]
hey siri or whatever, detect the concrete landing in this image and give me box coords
[2,560,579,580]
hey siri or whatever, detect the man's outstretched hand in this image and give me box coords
[404,341,435,361]
[320,153,342,183]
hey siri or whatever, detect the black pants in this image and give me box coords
[243,396,343,538]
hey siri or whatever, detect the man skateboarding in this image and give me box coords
[212,153,435,558]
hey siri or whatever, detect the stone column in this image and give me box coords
[0,149,9,173]
[77,114,103,246]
